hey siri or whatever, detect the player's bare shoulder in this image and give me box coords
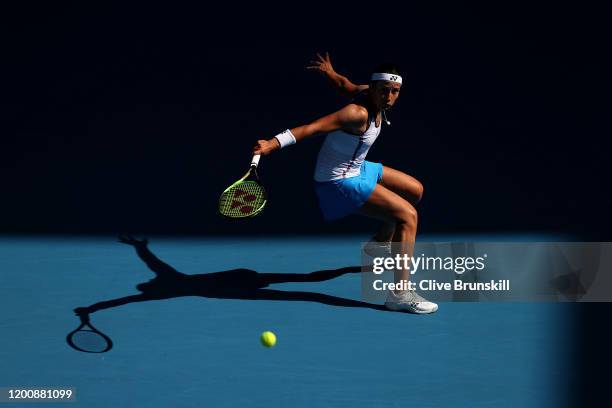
[337,103,369,129]
[334,103,369,134]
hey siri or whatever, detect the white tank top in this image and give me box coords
[314,115,381,182]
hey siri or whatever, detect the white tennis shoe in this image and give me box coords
[362,238,392,258]
[384,290,439,314]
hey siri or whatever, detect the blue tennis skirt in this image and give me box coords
[314,161,384,221]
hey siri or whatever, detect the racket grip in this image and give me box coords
[251,154,261,168]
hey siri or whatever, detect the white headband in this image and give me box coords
[370,73,402,84]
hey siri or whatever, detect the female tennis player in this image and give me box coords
[253,53,437,314]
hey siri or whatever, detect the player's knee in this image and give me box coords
[395,205,418,229]
[397,178,423,204]
[413,180,424,203]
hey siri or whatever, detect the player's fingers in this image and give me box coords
[253,141,264,154]
[316,52,324,61]
[325,51,330,61]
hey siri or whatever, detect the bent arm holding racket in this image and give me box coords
[252,103,369,156]
[220,101,368,218]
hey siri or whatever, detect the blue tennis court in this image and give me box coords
[1,234,572,407]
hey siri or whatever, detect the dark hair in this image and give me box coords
[372,63,401,76]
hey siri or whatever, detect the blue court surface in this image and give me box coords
[1,234,572,407]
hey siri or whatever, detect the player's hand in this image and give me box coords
[306,52,335,76]
[253,139,280,156]
[73,307,91,316]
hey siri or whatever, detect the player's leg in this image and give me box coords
[259,266,361,285]
[253,288,386,311]
[380,165,424,206]
[372,220,396,243]
[358,184,418,284]
[358,184,438,313]
[365,166,423,247]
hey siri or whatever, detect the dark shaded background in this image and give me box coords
[1,2,610,405]
[2,2,609,238]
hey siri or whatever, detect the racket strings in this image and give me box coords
[219,181,266,217]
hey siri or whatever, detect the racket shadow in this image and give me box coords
[73,236,389,317]
[66,312,113,353]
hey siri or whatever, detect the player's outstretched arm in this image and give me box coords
[306,52,368,98]
[253,104,368,156]
[74,294,151,315]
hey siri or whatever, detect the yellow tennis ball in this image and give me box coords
[260,331,277,348]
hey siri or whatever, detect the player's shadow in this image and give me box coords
[73,236,388,316]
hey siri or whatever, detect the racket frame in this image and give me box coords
[218,155,267,218]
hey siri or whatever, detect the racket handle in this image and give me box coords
[251,154,261,168]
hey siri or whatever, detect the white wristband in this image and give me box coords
[274,129,297,149]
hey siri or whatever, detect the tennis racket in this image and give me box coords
[218,155,267,218]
